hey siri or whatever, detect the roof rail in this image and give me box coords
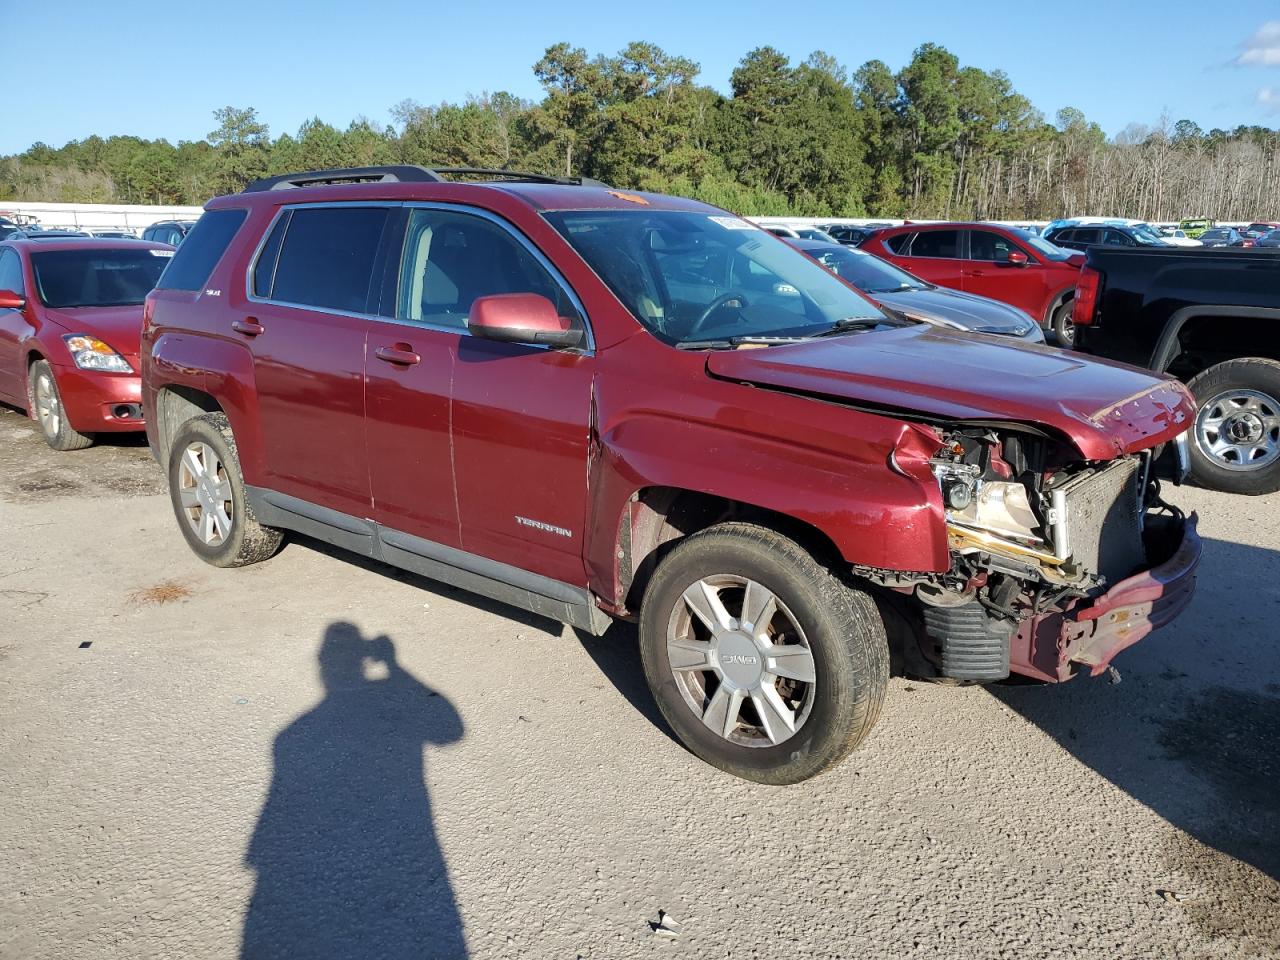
[431,167,610,187]
[243,165,445,192]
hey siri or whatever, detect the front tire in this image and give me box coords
[28,360,93,451]
[167,413,283,567]
[1051,302,1075,348]
[638,523,889,785]
[1186,358,1280,495]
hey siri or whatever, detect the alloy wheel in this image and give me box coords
[177,442,233,545]
[665,575,817,748]
[34,371,60,438]
[1194,389,1280,472]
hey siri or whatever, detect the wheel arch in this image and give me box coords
[1150,306,1280,376]
[153,384,223,471]
[1042,285,1076,326]
[616,486,858,617]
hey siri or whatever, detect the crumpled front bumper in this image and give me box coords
[1009,514,1201,682]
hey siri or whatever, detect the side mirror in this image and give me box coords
[1006,251,1029,267]
[467,293,583,349]
[0,289,25,309]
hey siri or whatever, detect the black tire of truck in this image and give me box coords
[638,522,890,785]
[1051,302,1076,348]
[1186,357,1280,495]
[167,412,284,567]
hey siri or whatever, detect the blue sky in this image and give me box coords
[4,1,1279,154]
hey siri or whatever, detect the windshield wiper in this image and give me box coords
[814,316,891,337]
[675,335,813,350]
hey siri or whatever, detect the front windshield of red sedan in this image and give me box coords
[545,210,894,346]
[31,248,171,308]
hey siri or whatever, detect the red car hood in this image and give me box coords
[44,305,145,359]
[705,325,1194,460]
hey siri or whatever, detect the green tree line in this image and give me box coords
[4,41,1278,220]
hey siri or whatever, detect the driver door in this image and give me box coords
[0,248,32,403]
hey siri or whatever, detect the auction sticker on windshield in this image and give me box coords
[709,216,758,230]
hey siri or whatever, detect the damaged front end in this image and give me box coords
[874,424,1200,683]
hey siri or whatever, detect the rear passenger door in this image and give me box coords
[242,204,389,520]
[899,229,966,291]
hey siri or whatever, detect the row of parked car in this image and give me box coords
[0,217,196,245]
[0,165,1268,785]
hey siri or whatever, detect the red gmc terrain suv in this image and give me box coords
[142,166,1201,784]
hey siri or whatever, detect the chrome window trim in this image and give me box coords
[243,199,594,354]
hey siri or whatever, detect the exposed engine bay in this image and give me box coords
[869,426,1193,683]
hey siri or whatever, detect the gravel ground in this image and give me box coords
[1,401,1277,960]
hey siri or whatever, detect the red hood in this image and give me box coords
[44,305,145,358]
[705,325,1194,460]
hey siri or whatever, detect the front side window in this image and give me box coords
[0,248,24,295]
[32,248,171,308]
[396,208,581,330]
[267,206,388,313]
[908,230,961,259]
[968,230,1022,262]
[545,210,890,347]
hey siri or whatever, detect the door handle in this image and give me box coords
[232,318,265,337]
[965,269,985,277]
[375,344,421,366]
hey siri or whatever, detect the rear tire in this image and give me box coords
[638,523,889,784]
[1186,358,1280,495]
[1051,302,1075,348]
[28,360,94,451]
[167,412,283,567]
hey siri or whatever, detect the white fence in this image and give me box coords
[0,202,205,234]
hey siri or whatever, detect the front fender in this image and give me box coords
[585,407,948,605]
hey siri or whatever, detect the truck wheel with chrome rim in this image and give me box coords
[167,412,283,567]
[639,523,889,784]
[1186,358,1280,495]
[28,360,93,451]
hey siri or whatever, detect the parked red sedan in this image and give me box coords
[0,237,173,449]
[860,222,1085,345]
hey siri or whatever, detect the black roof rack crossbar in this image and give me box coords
[243,165,445,192]
[431,167,610,187]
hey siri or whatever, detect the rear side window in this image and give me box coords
[156,209,247,291]
[267,206,388,313]
[884,232,912,254]
[909,230,961,258]
[1073,228,1101,244]
[251,213,289,298]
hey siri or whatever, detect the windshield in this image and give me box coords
[806,245,929,294]
[545,210,892,346]
[1016,230,1075,261]
[795,227,839,243]
[31,248,170,308]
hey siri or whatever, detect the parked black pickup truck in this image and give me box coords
[1071,246,1280,494]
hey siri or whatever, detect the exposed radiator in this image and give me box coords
[1050,458,1146,586]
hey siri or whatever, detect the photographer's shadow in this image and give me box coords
[241,622,467,959]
